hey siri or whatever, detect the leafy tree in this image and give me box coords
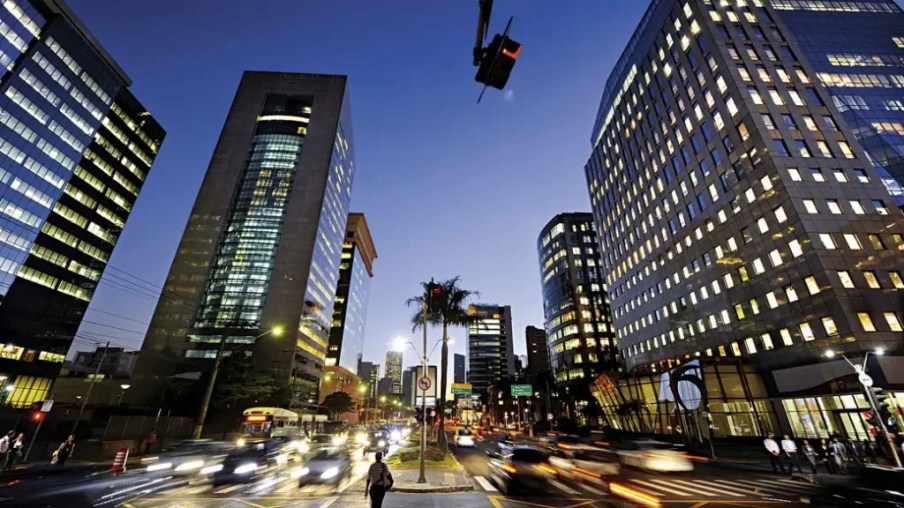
[214,354,282,410]
[322,391,354,420]
[407,276,479,448]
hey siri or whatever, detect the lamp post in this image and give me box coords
[117,384,131,406]
[192,325,284,439]
[824,348,901,467]
[394,333,443,484]
[358,384,368,425]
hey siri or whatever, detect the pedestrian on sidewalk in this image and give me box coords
[820,438,837,474]
[863,439,876,464]
[0,430,13,470]
[831,438,848,473]
[365,451,394,508]
[764,432,786,474]
[802,440,818,474]
[4,433,24,470]
[846,438,862,465]
[52,435,75,466]
[781,434,802,474]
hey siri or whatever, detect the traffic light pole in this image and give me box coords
[865,384,902,467]
[418,294,428,484]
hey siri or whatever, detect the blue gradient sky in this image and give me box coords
[69,0,648,371]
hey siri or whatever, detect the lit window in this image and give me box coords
[785,284,799,302]
[850,200,865,214]
[766,292,779,309]
[761,334,774,351]
[868,234,885,250]
[789,239,803,257]
[858,313,876,332]
[757,217,768,233]
[833,169,847,182]
[797,140,812,157]
[735,304,746,319]
[752,258,765,274]
[768,89,784,105]
[810,168,825,182]
[745,338,757,355]
[738,266,749,281]
[863,271,880,288]
[889,271,904,288]
[769,249,782,267]
[872,200,889,215]
[749,87,763,104]
[762,113,776,129]
[854,169,869,183]
[804,275,820,295]
[761,175,773,191]
[884,313,903,332]
[773,205,787,223]
[838,141,854,158]
[838,271,855,288]
[822,317,838,336]
[820,233,836,249]
[780,328,793,346]
[844,234,862,250]
[799,322,815,342]
[731,342,742,356]
[802,115,818,131]
[727,97,739,116]
[803,199,818,214]
[827,200,842,214]
[788,90,804,106]
[788,168,802,181]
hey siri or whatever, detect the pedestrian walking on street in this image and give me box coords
[831,438,848,473]
[764,432,786,474]
[781,434,801,474]
[0,430,13,470]
[802,440,818,474]
[847,438,862,465]
[821,438,837,474]
[4,433,24,470]
[365,451,394,508]
[52,435,75,466]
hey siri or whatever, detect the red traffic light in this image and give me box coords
[31,411,44,423]
[475,34,522,90]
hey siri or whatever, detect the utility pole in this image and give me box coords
[418,292,428,484]
[192,331,230,440]
[71,342,109,436]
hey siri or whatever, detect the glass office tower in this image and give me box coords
[326,212,376,372]
[584,0,904,439]
[384,350,402,395]
[538,213,619,418]
[0,0,164,407]
[771,0,904,205]
[135,72,353,412]
[466,304,515,395]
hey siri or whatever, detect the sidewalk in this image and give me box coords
[348,457,473,493]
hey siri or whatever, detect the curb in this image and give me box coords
[391,484,474,493]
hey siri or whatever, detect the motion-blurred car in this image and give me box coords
[141,439,232,476]
[800,465,904,507]
[549,444,619,480]
[295,447,352,486]
[211,439,285,485]
[454,429,475,447]
[616,440,693,473]
[487,446,558,495]
[364,429,390,454]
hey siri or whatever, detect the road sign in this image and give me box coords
[511,384,532,397]
[451,383,472,395]
[418,376,432,391]
[40,400,53,412]
[859,372,874,387]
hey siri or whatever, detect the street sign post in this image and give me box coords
[511,384,532,397]
[858,372,874,388]
[418,376,432,392]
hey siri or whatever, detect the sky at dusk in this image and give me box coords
[68,0,649,372]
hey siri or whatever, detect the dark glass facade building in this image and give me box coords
[525,325,550,375]
[771,0,904,205]
[326,212,375,372]
[135,72,353,412]
[538,213,619,417]
[584,0,904,439]
[0,0,163,407]
[453,353,465,384]
[466,304,515,396]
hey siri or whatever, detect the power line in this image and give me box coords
[80,319,146,335]
[88,308,150,326]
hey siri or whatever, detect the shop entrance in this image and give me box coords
[831,409,872,441]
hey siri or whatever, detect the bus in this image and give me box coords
[239,407,301,441]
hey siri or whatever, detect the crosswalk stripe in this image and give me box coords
[668,479,744,497]
[186,485,212,495]
[277,481,297,493]
[213,484,244,494]
[719,479,803,496]
[628,479,672,497]
[757,479,817,491]
[474,475,498,492]
[646,478,707,497]
[694,479,755,496]
[776,479,818,489]
[550,479,579,495]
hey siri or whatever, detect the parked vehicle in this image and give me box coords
[487,446,558,495]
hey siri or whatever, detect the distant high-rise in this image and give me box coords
[771,0,904,204]
[134,72,355,411]
[525,326,549,375]
[402,365,417,405]
[538,213,619,414]
[0,0,164,407]
[327,213,376,371]
[384,350,402,395]
[583,0,904,438]
[356,359,379,399]
[453,353,466,384]
[466,304,515,395]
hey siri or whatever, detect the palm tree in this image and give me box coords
[407,276,478,448]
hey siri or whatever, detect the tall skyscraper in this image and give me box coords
[384,350,402,395]
[327,212,376,371]
[538,213,619,415]
[356,359,379,399]
[135,72,354,410]
[0,0,164,407]
[525,326,550,375]
[584,0,904,438]
[453,353,465,384]
[466,304,515,395]
[771,1,904,204]
[402,365,417,405]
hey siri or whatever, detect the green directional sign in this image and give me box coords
[451,383,472,395]
[511,384,532,397]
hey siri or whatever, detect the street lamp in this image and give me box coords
[117,384,131,406]
[823,348,901,467]
[192,325,284,439]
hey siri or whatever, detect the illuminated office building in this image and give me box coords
[0,0,164,407]
[771,0,904,205]
[384,350,402,395]
[466,304,515,395]
[584,0,904,439]
[326,212,376,372]
[135,72,354,410]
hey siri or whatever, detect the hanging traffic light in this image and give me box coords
[864,410,880,427]
[427,281,442,314]
[475,33,522,90]
[31,410,44,423]
[872,387,892,420]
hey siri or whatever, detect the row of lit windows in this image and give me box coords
[827,53,904,68]
[771,0,900,13]
[818,72,904,89]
